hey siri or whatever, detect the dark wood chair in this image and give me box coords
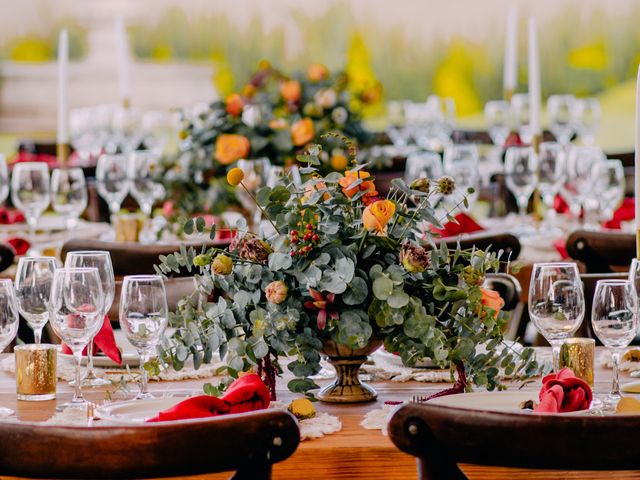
[565,230,635,273]
[0,410,299,479]
[577,272,628,341]
[0,244,14,273]
[389,401,640,479]
[436,231,521,272]
[61,238,232,277]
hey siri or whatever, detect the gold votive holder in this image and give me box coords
[559,338,595,386]
[113,213,142,242]
[15,344,57,401]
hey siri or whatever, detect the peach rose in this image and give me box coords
[338,170,378,204]
[280,80,302,103]
[304,181,331,203]
[291,118,315,146]
[479,288,505,319]
[308,63,329,82]
[214,134,250,165]
[269,118,288,130]
[362,199,396,233]
[225,93,244,116]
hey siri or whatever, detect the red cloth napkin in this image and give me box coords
[432,212,484,238]
[146,374,270,422]
[603,197,634,229]
[0,208,24,225]
[61,315,122,365]
[6,237,30,255]
[534,367,592,413]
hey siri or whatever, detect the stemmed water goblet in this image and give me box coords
[510,93,532,144]
[591,279,638,405]
[547,95,576,146]
[537,142,566,230]
[484,100,511,147]
[504,146,538,233]
[571,98,601,146]
[11,162,50,239]
[128,151,163,218]
[65,251,115,388]
[0,280,19,416]
[119,275,168,400]
[528,262,585,372]
[14,256,57,344]
[49,268,104,408]
[96,153,130,217]
[443,145,480,211]
[594,159,625,225]
[50,168,88,230]
[562,146,606,225]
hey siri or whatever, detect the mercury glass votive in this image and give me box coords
[113,214,141,242]
[15,344,57,401]
[559,338,595,386]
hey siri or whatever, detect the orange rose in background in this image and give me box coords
[280,80,302,103]
[214,134,250,165]
[308,63,329,82]
[225,93,244,116]
[291,118,315,146]
[269,118,288,130]
[242,84,257,98]
[338,170,378,204]
[362,200,396,233]
[304,181,331,203]
[479,288,505,319]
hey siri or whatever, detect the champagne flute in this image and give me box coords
[50,168,88,229]
[14,256,57,344]
[0,279,19,416]
[119,275,168,400]
[591,279,638,405]
[65,251,115,387]
[528,262,585,372]
[11,162,50,239]
[96,154,129,217]
[49,268,104,408]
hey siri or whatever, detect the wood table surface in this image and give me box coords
[1,351,640,480]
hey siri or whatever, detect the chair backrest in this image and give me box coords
[439,231,521,272]
[484,273,521,311]
[106,276,195,318]
[389,402,640,479]
[0,410,299,479]
[0,244,14,274]
[61,238,232,277]
[566,230,635,273]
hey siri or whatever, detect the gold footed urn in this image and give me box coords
[317,339,383,403]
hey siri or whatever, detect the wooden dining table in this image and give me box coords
[1,350,639,480]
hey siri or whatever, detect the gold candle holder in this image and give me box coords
[559,338,595,386]
[15,344,57,401]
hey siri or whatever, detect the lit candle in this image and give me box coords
[115,16,131,107]
[528,17,541,147]
[503,6,518,100]
[634,64,640,257]
[56,29,69,148]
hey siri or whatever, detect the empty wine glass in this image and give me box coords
[564,146,606,225]
[0,154,10,204]
[11,162,50,239]
[504,146,538,221]
[65,251,115,388]
[443,145,480,211]
[594,159,625,224]
[96,154,129,216]
[591,279,638,405]
[119,275,168,400]
[128,151,163,218]
[528,262,585,372]
[49,268,104,408]
[69,107,95,164]
[484,100,511,147]
[0,279,19,416]
[547,95,576,146]
[511,93,532,143]
[405,152,444,184]
[50,168,88,229]
[112,106,143,154]
[571,98,601,146]
[537,142,566,227]
[15,256,57,344]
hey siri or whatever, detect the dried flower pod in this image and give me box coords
[436,176,456,195]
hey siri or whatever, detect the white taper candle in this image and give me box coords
[115,16,131,106]
[528,17,541,138]
[503,6,518,96]
[56,29,69,145]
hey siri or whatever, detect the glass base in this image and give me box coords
[603,393,622,407]
[135,391,155,400]
[57,399,91,411]
[17,392,56,401]
[0,407,14,416]
[69,377,111,388]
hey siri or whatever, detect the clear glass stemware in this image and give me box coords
[11,162,50,239]
[50,168,88,230]
[537,142,566,228]
[484,100,511,147]
[0,279,19,416]
[96,154,130,217]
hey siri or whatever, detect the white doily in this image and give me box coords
[270,401,342,440]
[360,403,404,435]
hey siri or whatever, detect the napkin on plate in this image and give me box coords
[432,212,484,238]
[0,208,25,225]
[146,374,270,422]
[603,197,634,229]
[534,367,592,413]
[61,315,122,365]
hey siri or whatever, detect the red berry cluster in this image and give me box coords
[289,223,320,257]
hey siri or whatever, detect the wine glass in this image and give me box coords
[564,146,606,225]
[0,279,19,416]
[128,151,163,218]
[65,251,115,388]
[50,168,88,229]
[119,275,168,400]
[484,100,511,147]
[96,154,130,217]
[14,256,57,344]
[405,152,444,184]
[594,159,625,224]
[504,146,538,221]
[510,93,532,143]
[49,268,104,408]
[547,95,576,146]
[69,107,95,164]
[591,279,638,405]
[112,106,143,154]
[528,262,585,372]
[0,154,10,204]
[571,98,601,146]
[537,142,566,227]
[11,162,50,239]
[443,145,479,211]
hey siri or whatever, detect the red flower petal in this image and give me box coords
[309,289,323,301]
[317,310,327,330]
[327,293,335,303]
[304,301,316,310]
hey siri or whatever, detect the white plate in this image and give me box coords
[95,392,199,424]
[428,390,593,416]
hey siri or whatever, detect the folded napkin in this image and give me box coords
[12,151,60,168]
[603,197,634,229]
[0,208,24,225]
[146,374,270,422]
[61,315,122,365]
[534,367,592,413]
[432,212,484,238]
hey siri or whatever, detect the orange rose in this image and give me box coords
[269,118,288,130]
[338,170,378,204]
[479,287,505,319]
[304,181,331,203]
[291,118,315,146]
[214,134,250,165]
[362,200,396,234]
[225,93,244,116]
[280,80,302,103]
[308,63,329,82]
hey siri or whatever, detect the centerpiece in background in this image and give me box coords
[155,135,539,403]
[157,62,377,225]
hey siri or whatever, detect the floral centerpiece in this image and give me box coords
[158,62,378,219]
[155,135,539,402]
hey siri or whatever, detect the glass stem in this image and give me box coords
[611,349,621,398]
[72,349,84,403]
[34,327,42,345]
[139,350,150,396]
[85,342,96,380]
[517,196,528,217]
[27,215,37,241]
[550,340,561,373]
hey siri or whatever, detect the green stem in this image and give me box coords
[240,182,281,235]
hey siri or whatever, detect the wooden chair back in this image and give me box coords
[0,244,14,274]
[0,410,299,479]
[566,230,635,273]
[389,402,640,479]
[437,231,521,272]
[484,273,521,311]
